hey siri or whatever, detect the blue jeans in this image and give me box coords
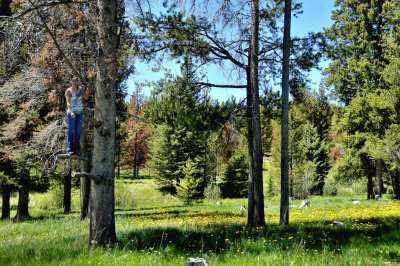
[67,113,83,153]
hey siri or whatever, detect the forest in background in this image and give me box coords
[0,0,399,248]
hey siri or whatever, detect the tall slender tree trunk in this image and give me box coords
[360,153,374,199]
[133,88,140,178]
[367,173,373,199]
[80,111,90,220]
[374,158,383,197]
[249,0,265,227]
[133,132,138,178]
[14,173,30,220]
[246,50,255,226]
[1,184,10,220]
[393,169,400,200]
[89,0,118,246]
[117,136,121,179]
[79,1,93,220]
[280,0,291,226]
[63,165,72,214]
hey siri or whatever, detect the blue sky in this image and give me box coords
[127,0,335,101]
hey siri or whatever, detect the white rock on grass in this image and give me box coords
[186,257,208,266]
[332,221,345,227]
[298,200,310,208]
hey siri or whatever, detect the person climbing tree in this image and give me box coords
[65,76,89,155]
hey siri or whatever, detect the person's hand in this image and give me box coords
[70,112,75,118]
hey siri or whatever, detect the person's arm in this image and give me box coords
[65,89,75,118]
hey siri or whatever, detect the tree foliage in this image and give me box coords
[219,152,248,198]
[147,58,233,198]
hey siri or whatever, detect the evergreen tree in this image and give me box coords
[147,57,232,198]
[219,152,249,198]
[291,122,328,199]
[324,0,399,198]
[177,158,204,204]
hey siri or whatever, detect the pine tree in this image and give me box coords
[219,152,249,198]
[147,57,231,199]
[324,0,399,198]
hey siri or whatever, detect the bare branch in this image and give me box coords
[0,0,85,21]
[193,82,246,88]
[26,0,88,87]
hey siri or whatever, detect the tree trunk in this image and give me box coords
[246,49,255,226]
[374,158,383,197]
[1,184,10,220]
[89,0,118,246]
[360,153,374,199]
[394,169,400,200]
[14,173,30,220]
[249,0,265,227]
[63,166,72,214]
[133,133,138,178]
[367,172,373,199]
[117,136,121,179]
[280,0,291,226]
[80,175,90,220]
[80,110,90,220]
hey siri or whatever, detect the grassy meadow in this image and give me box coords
[1,176,400,265]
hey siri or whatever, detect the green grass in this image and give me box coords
[1,178,400,265]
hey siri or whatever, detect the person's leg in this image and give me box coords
[74,114,83,154]
[67,113,75,153]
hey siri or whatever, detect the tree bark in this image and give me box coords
[246,49,255,226]
[89,0,118,246]
[63,166,72,214]
[249,0,265,227]
[1,184,10,220]
[394,169,400,200]
[14,173,30,220]
[133,131,138,178]
[280,0,291,226]
[80,110,90,220]
[374,158,383,197]
[360,153,374,199]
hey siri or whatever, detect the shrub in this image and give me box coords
[35,183,64,210]
[204,182,221,200]
[115,183,136,208]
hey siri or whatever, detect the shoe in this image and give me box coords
[67,151,75,155]
[75,151,81,156]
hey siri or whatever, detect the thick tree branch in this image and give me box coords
[193,82,246,89]
[56,154,89,161]
[202,31,246,69]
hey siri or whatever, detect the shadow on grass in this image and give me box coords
[115,205,189,214]
[118,217,400,259]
